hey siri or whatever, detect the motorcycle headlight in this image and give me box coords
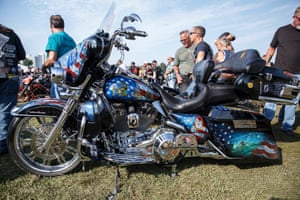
[50,66,66,84]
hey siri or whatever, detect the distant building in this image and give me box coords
[33,54,45,68]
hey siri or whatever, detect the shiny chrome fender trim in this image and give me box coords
[11,98,67,117]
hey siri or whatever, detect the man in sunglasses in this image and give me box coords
[189,25,213,64]
[173,30,196,91]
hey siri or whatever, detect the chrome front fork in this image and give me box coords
[42,98,77,152]
[42,74,92,152]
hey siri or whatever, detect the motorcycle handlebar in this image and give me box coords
[113,28,147,51]
[121,27,148,38]
[131,30,148,37]
[114,37,130,51]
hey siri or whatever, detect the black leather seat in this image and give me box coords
[153,60,214,113]
[153,82,208,113]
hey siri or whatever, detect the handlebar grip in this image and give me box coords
[134,30,148,37]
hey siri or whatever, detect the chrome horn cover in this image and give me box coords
[50,66,66,84]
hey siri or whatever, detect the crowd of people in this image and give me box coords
[117,59,166,85]
[117,28,235,91]
[0,6,299,154]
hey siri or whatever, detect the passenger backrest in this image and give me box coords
[193,60,215,83]
[181,60,214,98]
[214,49,265,74]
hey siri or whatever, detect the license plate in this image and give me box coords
[233,120,257,128]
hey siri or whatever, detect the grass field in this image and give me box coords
[0,111,300,200]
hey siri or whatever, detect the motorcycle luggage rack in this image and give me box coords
[258,96,298,105]
[259,82,300,104]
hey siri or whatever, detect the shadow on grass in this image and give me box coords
[0,152,105,183]
[271,123,300,143]
[0,153,26,183]
[0,151,283,185]
[270,109,300,143]
[123,154,282,179]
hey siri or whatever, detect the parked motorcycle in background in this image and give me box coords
[7,3,300,188]
[18,73,50,102]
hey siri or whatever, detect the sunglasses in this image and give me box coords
[294,16,300,21]
[180,38,189,43]
[189,32,199,35]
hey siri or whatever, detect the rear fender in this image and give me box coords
[11,98,67,117]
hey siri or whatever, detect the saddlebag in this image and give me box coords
[207,106,280,159]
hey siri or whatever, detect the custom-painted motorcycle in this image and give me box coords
[8,4,300,182]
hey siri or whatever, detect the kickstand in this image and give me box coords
[106,166,121,200]
[171,164,178,178]
[166,163,178,178]
[81,161,85,171]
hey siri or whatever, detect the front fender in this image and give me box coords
[11,98,67,117]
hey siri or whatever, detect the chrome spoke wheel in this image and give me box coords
[9,108,80,176]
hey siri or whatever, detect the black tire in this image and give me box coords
[8,106,80,176]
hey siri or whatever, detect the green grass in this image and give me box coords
[1,111,300,200]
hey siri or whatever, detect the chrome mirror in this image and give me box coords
[121,13,142,29]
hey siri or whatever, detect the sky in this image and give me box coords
[0,0,299,66]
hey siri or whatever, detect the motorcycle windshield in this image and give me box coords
[97,2,116,35]
[56,2,116,67]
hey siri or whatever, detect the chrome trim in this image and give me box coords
[207,140,241,159]
[42,75,92,152]
[11,114,57,118]
[279,84,300,99]
[258,96,297,105]
[50,66,66,84]
[42,98,77,151]
[77,116,91,161]
[104,153,154,166]
[165,120,186,132]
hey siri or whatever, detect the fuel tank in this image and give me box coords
[104,75,160,102]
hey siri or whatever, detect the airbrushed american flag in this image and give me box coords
[207,121,280,159]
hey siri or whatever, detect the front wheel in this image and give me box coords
[8,107,81,176]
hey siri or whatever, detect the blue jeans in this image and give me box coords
[263,74,300,131]
[0,77,19,153]
[167,78,177,89]
[263,102,277,121]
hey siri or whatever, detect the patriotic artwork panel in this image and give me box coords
[171,113,210,142]
[207,121,279,159]
[105,76,160,101]
[65,41,89,84]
